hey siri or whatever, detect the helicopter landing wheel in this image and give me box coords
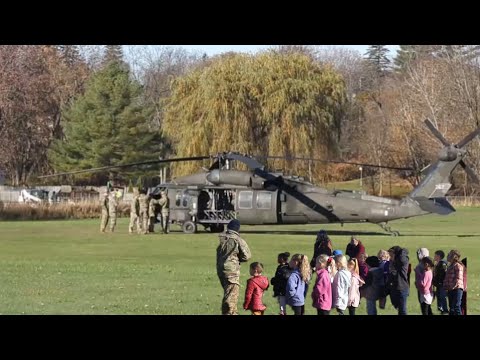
[182,221,197,234]
[210,224,225,233]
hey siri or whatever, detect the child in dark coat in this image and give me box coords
[271,252,291,315]
[433,250,448,314]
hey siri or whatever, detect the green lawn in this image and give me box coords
[0,208,478,315]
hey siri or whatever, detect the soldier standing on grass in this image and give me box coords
[138,188,149,235]
[148,196,159,233]
[216,219,251,315]
[129,188,140,234]
[158,191,170,234]
[100,191,109,233]
[108,190,119,232]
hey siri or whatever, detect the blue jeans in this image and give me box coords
[366,299,377,315]
[436,286,448,312]
[391,289,409,315]
[448,289,463,315]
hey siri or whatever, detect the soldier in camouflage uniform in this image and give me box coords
[100,191,109,233]
[148,196,159,233]
[108,190,119,232]
[129,189,140,234]
[216,219,251,315]
[138,189,150,235]
[158,191,170,234]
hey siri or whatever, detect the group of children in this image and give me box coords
[414,248,467,316]
[242,235,467,315]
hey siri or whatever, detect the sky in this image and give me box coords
[168,45,399,57]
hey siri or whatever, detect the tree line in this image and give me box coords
[0,45,478,195]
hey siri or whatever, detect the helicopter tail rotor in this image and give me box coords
[424,118,480,184]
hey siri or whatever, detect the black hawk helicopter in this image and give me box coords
[40,119,480,235]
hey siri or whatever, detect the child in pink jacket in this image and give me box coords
[419,257,434,315]
[347,258,365,315]
[312,254,332,315]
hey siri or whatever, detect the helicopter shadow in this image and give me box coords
[240,230,480,237]
[239,229,387,236]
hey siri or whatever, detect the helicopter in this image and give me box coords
[39,119,480,236]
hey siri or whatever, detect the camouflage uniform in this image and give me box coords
[148,197,159,233]
[100,193,109,232]
[138,193,149,234]
[129,193,140,234]
[216,230,251,315]
[158,192,170,234]
[108,192,118,232]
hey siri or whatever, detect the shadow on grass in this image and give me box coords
[166,228,387,236]
[240,229,388,236]
[164,225,480,237]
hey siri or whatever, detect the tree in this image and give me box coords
[163,51,346,179]
[56,45,82,67]
[50,61,164,185]
[365,45,391,76]
[103,45,124,66]
[393,45,458,73]
[394,45,417,72]
[125,46,203,130]
[0,45,88,185]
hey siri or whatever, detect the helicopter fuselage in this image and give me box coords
[150,171,428,233]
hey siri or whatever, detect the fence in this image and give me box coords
[0,186,122,204]
[447,196,480,207]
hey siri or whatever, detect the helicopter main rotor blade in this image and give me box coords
[456,127,480,148]
[459,160,480,184]
[38,156,211,178]
[260,155,413,171]
[253,168,341,222]
[424,118,451,147]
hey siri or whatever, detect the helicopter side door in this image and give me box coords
[236,189,277,225]
[278,190,309,224]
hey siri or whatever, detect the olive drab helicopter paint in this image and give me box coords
[39,120,480,235]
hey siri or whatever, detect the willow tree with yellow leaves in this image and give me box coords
[163,51,347,182]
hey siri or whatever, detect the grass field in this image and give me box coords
[0,208,478,315]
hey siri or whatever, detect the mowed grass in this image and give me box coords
[0,208,478,315]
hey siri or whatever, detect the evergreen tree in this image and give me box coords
[103,45,124,66]
[56,45,82,67]
[394,45,417,71]
[50,61,163,184]
[394,45,458,72]
[365,45,391,76]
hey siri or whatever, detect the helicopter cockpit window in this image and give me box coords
[181,190,198,208]
[175,191,182,206]
[256,192,272,209]
[238,191,253,209]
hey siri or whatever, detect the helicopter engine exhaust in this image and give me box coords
[206,169,264,189]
